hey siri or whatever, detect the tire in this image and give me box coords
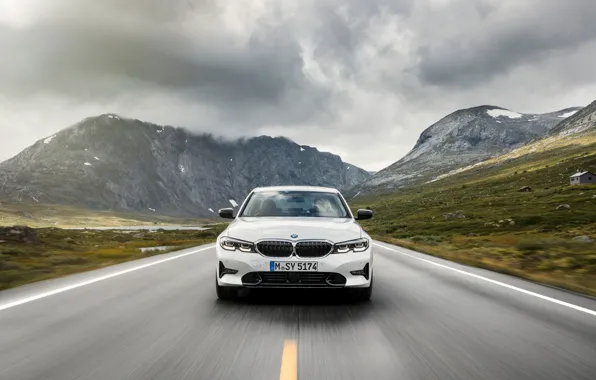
[350,275,373,302]
[215,274,237,300]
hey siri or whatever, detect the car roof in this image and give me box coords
[251,185,340,193]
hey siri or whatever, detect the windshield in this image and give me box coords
[239,191,351,218]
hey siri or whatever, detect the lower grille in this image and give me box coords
[242,272,346,287]
[295,241,333,257]
[256,241,293,257]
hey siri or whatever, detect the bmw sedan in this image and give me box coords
[215,186,373,301]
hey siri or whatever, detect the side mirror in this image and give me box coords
[356,209,373,220]
[218,208,235,219]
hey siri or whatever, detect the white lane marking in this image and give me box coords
[373,242,596,317]
[0,245,215,312]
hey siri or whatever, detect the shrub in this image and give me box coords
[552,257,581,270]
[0,272,25,287]
[410,235,443,244]
[0,261,21,270]
[50,256,90,265]
[516,238,570,252]
[516,239,547,252]
[516,215,544,226]
[392,232,413,239]
[112,234,132,242]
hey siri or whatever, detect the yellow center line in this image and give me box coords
[280,339,298,380]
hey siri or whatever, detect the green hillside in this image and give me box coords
[354,133,596,295]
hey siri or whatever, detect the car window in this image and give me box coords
[240,191,350,218]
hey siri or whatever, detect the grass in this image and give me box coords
[0,225,226,290]
[353,135,596,296]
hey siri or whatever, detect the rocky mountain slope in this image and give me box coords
[436,100,596,176]
[551,100,596,137]
[348,105,582,197]
[0,114,370,217]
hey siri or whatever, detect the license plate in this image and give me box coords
[270,261,318,272]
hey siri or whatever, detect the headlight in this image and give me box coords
[219,237,256,253]
[334,238,369,253]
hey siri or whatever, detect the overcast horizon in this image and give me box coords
[1,0,596,171]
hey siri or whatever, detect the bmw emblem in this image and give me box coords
[290,234,298,239]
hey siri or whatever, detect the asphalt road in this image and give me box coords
[1,241,596,380]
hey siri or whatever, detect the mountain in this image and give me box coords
[0,114,371,217]
[348,105,582,197]
[551,100,596,137]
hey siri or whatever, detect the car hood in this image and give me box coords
[226,217,363,243]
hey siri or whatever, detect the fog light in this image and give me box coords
[241,272,262,285]
[350,263,369,280]
[325,273,347,286]
[219,261,238,278]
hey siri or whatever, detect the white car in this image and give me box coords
[215,186,374,301]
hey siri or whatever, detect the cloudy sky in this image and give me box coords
[1,0,596,171]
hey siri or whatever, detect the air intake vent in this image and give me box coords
[256,241,293,257]
[259,272,334,286]
[295,241,333,257]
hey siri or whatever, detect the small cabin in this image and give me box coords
[570,171,596,185]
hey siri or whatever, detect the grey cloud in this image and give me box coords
[0,13,299,103]
[1,0,596,171]
[0,0,330,128]
[417,0,596,87]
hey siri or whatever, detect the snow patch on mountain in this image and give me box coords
[559,110,578,118]
[84,162,91,166]
[229,199,239,207]
[487,109,522,119]
[44,135,56,144]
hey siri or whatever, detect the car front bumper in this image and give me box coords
[216,246,373,288]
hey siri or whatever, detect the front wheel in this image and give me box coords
[215,274,237,300]
[350,275,373,302]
